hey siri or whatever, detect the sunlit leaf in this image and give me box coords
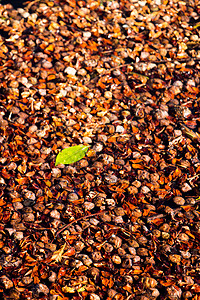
[51,242,66,262]
[62,286,75,293]
[77,286,86,292]
[131,163,144,169]
[193,22,200,29]
[55,145,89,166]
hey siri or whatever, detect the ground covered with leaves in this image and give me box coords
[0,0,200,299]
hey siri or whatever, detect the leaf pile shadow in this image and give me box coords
[0,0,200,299]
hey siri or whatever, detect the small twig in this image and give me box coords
[85,56,200,86]
[25,0,41,11]
[169,136,184,147]
[85,64,149,86]
[138,57,200,64]
[24,223,53,230]
[147,208,184,222]
[180,123,200,144]
[55,210,107,237]
[147,214,165,221]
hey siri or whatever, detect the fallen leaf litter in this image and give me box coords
[0,0,200,299]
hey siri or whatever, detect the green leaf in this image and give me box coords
[77,286,86,292]
[193,22,200,29]
[55,145,89,166]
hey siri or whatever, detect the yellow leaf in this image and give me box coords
[77,286,86,292]
[51,243,66,262]
[193,22,200,29]
[62,286,75,293]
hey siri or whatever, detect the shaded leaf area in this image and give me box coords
[0,0,200,299]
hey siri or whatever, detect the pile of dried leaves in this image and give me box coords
[0,0,200,299]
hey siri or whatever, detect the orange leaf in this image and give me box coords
[131,159,143,163]
[153,152,161,161]
[143,209,150,217]
[45,44,55,52]
[187,86,199,94]
[101,277,114,288]
[86,149,96,157]
[150,218,164,226]
[123,284,132,293]
[113,78,121,85]
[165,184,171,190]
[97,80,106,89]
[156,189,168,197]
[77,265,88,273]
[45,180,51,187]
[107,136,116,143]
[12,198,22,202]
[126,202,136,210]
[173,168,182,178]
[40,43,47,50]
[159,280,175,287]
[87,41,98,52]
[131,269,142,274]
[185,231,195,239]
[26,171,35,177]
[47,74,56,81]
[132,163,144,169]
[2,169,10,179]
[191,284,200,293]
[158,176,165,185]
[154,135,161,144]
[15,177,29,185]
[34,142,42,149]
[131,125,139,133]
[34,276,40,284]
[37,83,46,89]
[0,199,6,206]
[64,247,76,256]
[54,121,63,126]
[182,205,194,212]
